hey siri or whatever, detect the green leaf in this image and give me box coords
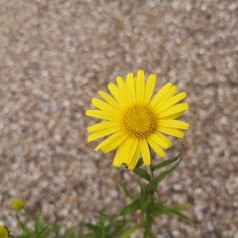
[16,215,31,235]
[35,211,43,235]
[64,228,78,238]
[172,203,191,211]
[38,227,53,238]
[153,201,179,216]
[99,212,106,228]
[153,202,196,227]
[152,155,181,172]
[109,220,129,237]
[112,179,138,200]
[153,159,181,186]
[52,224,61,238]
[120,224,141,238]
[133,168,150,182]
[106,220,127,232]
[139,184,149,212]
[120,199,140,216]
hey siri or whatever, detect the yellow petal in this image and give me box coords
[95,131,128,152]
[113,137,136,167]
[149,132,173,149]
[140,139,151,165]
[108,83,125,105]
[92,98,119,113]
[154,92,187,113]
[98,90,122,111]
[152,85,177,112]
[149,82,173,108]
[116,76,133,106]
[162,112,185,120]
[127,142,141,170]
[87,121,119,133]
[158,120,190,130]
[158,127,185,138]
[126,73,136,103]
[122,138,138,166]
[147,136,166,158]
[135,70,145,104]
[158,103,189,118]
[144,74,156,105]
[86,110,120,121]
[88,126,120,142]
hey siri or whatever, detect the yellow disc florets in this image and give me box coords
[122,105,158,139]
[10,198,24,211]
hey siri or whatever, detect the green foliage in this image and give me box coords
[120,199,140,216]
[13,211,74,238]
[118,155,195,237]
[80,211,128,238]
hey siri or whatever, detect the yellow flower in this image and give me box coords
[86,70,189,170]
[10,198,24,211]
[0,226,9,238]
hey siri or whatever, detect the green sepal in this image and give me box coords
[133,168,150,182]
[120,199,140,216]
[152,154,181,172]
[112,179,138,200]
[134,158,143,169]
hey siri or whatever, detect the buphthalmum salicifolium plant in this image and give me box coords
[85,69,194,237]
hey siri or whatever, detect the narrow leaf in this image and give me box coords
[16,215,31,235]
[154,160,181,186]
[133,168,150,182]
[152,154,181,171]
[120,199,140,215]
[110,220,129,237]
[106,220,127,232]
[139,184,149,212]
[153,202,196,227]
[113,179,138,200]
[172,203,191,211]
[120,224,141,238]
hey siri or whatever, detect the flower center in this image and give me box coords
[122,105,158,139]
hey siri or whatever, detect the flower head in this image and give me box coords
[0,226,9,238]
[10,198,24,211]
[86,70,189,170]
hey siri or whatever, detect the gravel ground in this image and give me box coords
[0,0,238,237]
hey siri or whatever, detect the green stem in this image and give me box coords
[143,165,155,238]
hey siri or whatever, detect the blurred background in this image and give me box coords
[0,0,237,237]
